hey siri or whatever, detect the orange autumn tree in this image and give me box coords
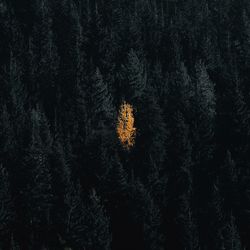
[117,102,136,150]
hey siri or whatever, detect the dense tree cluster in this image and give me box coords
[0,0,250,249]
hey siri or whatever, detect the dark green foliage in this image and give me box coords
[192,60,216,166]
[0,106,16,164]
[1,0,250,249]
[120,49,146,103]
[127,180,163,250]
[166,110,198,250]
[66,185,111,250]
[0,164,14,248]
[89,68,115,129]
[223,213,242,250]
[50,132,71,237]
[220,151,239,213]
[104,153,128,198]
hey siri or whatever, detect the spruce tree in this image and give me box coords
[120,49,146,104]
[88,68,115,130]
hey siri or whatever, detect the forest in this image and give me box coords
[1,0,250,249]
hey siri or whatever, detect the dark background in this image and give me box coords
[0,0,250,249]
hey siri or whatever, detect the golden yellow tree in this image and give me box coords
[117,102,136,150]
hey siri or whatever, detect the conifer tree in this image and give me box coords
[133,87,167,202]
[10,234,20,250]
[8,51,26,145]
[0,106,15,166]
[193,61,216,156]
[166,110,198,250]
[64,182,85,249]
[0,164,14,249]
[117,101,136,150]
[50,131,71,239]
[66,185,111,250]
[88,68,115,132]
[230,81,249,163]
[104,153,128,199]
[207,183,225,250]
[128,180,163,250]
[120,49,146,104]
[29,0,59,117]
[220,151,239,213]
[167,62,193,122]
[1,1,250,249]
[83,191,112,250]
[22,109,53,247]
[223,213,242,250]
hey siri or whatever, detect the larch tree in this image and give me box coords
[116,101,136,150]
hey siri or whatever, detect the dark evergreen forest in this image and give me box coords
[1,0,250,249]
